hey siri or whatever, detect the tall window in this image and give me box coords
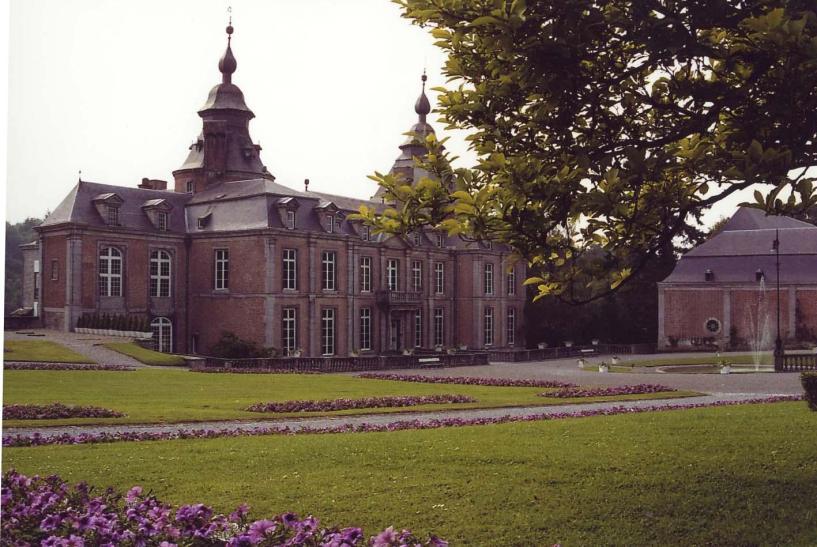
[507,307,516,346]
[151,317,172,353]
[322,251,336,290]
[327,215,334,233]
[436,233,444,248]
[214,249,229,290]
[186,181,194,193]
[387,259,399,291]
[412,232,422,246]
[361,225,370,241]
[50,259,59,281]
[507,267,516,296]
[157,212,168,232]
[286,210,296,230]
[434,262,445,294]
[483,307,494,346]
[433,308,444,347]
[359,307,371,350]
[321,308,335,355]
[33,273,40,300]
[150,250,171,297]
[484,263,494,295]
[282,307,297,355]
[414,311,422,348]
[106,206,119,226]
[283,249,297,290]
[360,256,371,292]
[98,247,122,297]
[412,261,422,292]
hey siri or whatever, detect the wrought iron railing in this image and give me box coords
[375,290,422,306]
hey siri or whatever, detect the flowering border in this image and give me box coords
[4,362,135,371]
[3,396,802,448]
[0,470,447,546]
[358,373,576,389]
[3,403,125,420]
[246,394,476,413]
[540,384,677,398]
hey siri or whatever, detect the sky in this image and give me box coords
[5,0,758,227]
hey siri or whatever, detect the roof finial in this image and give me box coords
[414,70,431,122]
[219,7,237,84]
[78,169,82,183]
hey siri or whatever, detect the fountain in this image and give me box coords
[744,276,774,370]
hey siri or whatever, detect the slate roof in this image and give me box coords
[662,207,817,284]
[39,181,190,232]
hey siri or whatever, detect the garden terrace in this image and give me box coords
[781,353,817,372]
[488,343,655,363]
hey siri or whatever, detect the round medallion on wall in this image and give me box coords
[705,318,722,334]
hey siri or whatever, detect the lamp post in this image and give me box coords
[772,229,783,370]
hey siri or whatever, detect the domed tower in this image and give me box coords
[173,21,272,193]
[373,72,436,201]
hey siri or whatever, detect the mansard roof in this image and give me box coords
[40,181,189,232]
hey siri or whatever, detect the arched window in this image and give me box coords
[151,317,173,353]
[150,250,171,297]
[98,247,122,296]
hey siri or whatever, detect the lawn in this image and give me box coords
[616,353,771,368]
[4,402,816,545]
[3,340,93,364]
[102,342,187,366]
[1,369,694,426]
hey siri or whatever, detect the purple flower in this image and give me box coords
[247,519,278,542]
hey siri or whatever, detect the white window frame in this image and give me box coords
[327,215,334,233]
[361,225,370,241]
[282,307,297,355]
[321,308,336,356]
[214,249,229,290]
[484,307,494,347]
[98,247,123,297]
[151,316,172,353]
[414,310,422,348]
[484,263,494,295]
[433,308,444,347]
[412,232,422,246]
[507,267,516,296]
[186,181,194,193]
[412,260,422,292]
[157,212,168,232]
[436,233,444,248]
[387,259,399,291]
[359,307,371,351]
[322,251,336,291]
[434,262,445,295]
[286,210,296,230]
[360,256,371,293]
[106,206,120,226]
[507,307,516,345]
[283,248,297,290]
[150,250,171,298]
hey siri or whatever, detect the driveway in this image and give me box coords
[4,329,146,368]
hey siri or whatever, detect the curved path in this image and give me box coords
[2,393,792,443]
[5,329,147,368]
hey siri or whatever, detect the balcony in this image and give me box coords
[376,290,422,308]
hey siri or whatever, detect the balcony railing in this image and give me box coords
[376,290,422,307]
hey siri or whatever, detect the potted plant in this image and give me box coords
[577,357,586,369]
[564,340,573,348]
[611,356,620,365]
[402,348,414,356]
[292,348,303,358]
[598,361,610,373]
[719,359,732,375]
[591,339,599,346]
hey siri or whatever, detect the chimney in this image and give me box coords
[139,178,168,190]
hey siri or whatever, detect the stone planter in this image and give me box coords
[537,342,547,350]
[564,341,573,348]
[598,364,609,373]
[577,358,586,369]
[720,365,731,375]
[611,356,620,365]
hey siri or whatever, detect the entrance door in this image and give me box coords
[389,318,402,351]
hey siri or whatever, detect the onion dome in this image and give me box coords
[414,72,431,122]
[218,24,237,83]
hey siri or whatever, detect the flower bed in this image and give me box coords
[246,394,476,413]
[3,403,125,420]
[540,384,677,398]
[4,362,135,371]
[0,470,447,546]
[3,396,802,448]
[358,373,575,389]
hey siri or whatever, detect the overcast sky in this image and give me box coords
[6,0,755,226]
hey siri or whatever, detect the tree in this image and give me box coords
[358,1,817,303]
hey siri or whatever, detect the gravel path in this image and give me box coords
[2,393,789,442]
[5,329,148,368]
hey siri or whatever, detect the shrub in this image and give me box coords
[209,331,274,359]
[802,372,817,411]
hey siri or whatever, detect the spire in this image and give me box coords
[218,13,237,84]
[414,70,431,123]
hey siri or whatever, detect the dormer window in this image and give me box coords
[106,206,120,226]
[327,215,335,233]
[412,232,422,246]
[485,240,493,250]
[197,212,212,230]
[315,201,340,233]
[287,210,296,230]
[362,225,370,241]
[141,199,173,231]
[755,269,765,282]
[705,269,714,282]
[157,212,168,232]
[436,233,444,248]
[186,181,194,193]
[276,197,301,230]
[335,216,342,232]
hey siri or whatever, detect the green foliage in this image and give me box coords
[103,342,187,367]
[802,372,817,411]
[4,218,42,314]
[4,403,816,544]
[369,1,817,301]
[208,331,277,359]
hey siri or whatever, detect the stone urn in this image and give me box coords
[598,363,610,373]
[577,358,586,369]
[720,364,731,375]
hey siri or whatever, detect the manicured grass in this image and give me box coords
[102,342,187,367]
[1,369,694,426]
[3,340,93,364]
[4,402,816,545]
[620,353,770,367]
